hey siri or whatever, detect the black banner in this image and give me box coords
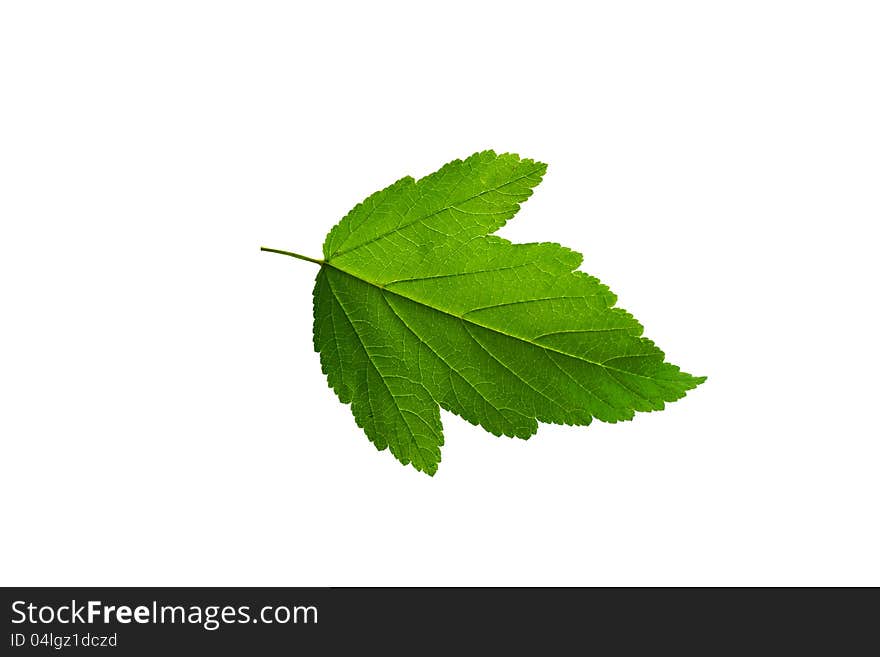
[1,587,873,653]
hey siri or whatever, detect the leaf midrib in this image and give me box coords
[323,262,659,381]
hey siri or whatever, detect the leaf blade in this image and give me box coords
[314,267,444,475]
[308,151,704,474]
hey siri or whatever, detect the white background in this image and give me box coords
[1,1,878,586]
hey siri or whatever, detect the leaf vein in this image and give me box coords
[328,165,545,259]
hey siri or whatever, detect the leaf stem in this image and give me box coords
[260,246,324,265]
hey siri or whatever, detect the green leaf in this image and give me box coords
[266,150,705,475]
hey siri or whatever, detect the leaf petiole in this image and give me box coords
[260,247,324,265]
